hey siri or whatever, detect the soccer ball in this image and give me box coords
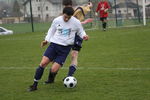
[63,76,77,88]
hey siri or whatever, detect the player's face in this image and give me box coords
[63,14,72,22]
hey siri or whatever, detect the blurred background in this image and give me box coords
[0,0,150,33]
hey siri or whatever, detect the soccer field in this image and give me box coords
[0,26,150,100]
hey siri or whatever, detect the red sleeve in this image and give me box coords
[96,3,100,12]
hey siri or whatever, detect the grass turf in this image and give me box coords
[0,26,150,100]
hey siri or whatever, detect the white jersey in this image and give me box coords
[45,16,86,46]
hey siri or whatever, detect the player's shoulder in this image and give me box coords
[53,16,63,21]
[52,16,63,24]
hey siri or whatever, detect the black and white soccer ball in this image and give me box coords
[63,76,77,88]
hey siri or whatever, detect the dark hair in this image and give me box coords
[63,0,72,6]
[63,7,74,16]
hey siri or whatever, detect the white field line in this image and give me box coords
[0,67,150,70]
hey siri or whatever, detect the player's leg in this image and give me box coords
[100,17,105,30]
[71,50,78,66]
[29,56,51,91]
[103,17,107,31]
[67,50,78,76]
[66,34,82,77]
[28,44,55,91]
[102,17,107,31]
[100,17,104,30]
[45,62,61,84]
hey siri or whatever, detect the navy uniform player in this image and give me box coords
[68,1,92,77]
[63,0,92,78]
[28,7,89,91]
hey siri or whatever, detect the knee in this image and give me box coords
[40,62,48,67]
[40,56,50,67]
[50,63,61,73]
[71,51,78,58]
[50,67,57,73]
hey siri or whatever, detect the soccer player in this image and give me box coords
[65,0,92,77]
[66,0,92,76]
[28,7,89,91]
[95,0,110,31]
[44,0,93,84]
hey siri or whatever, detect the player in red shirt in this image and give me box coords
[95,0,110,31]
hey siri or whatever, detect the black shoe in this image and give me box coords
[62,76,67,81]
[28,85,37,92]
[44,80,54,84]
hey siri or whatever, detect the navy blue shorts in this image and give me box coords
[72,33,83,51]
[43,43,72,66]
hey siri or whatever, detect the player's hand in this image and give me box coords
[88,2,93,8]
[95,12,98,16]
[104,9,108,13]
[81,18,93,24]
[83,35,89,41]
[41,40,48,48]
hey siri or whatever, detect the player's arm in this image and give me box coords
[95,3,100,16]
[77,22,89,41]
[104,8,108,13]
[81,18,93,24]
[88,2,93,8]
[41,20,56,47]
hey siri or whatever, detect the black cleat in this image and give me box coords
[62,77,67,81]
[44,80,54,84]
[28,85,37,92]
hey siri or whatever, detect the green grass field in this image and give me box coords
[0,26,150,100]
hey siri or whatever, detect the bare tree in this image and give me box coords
[12,0,22,19]
[39,0,47,22]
